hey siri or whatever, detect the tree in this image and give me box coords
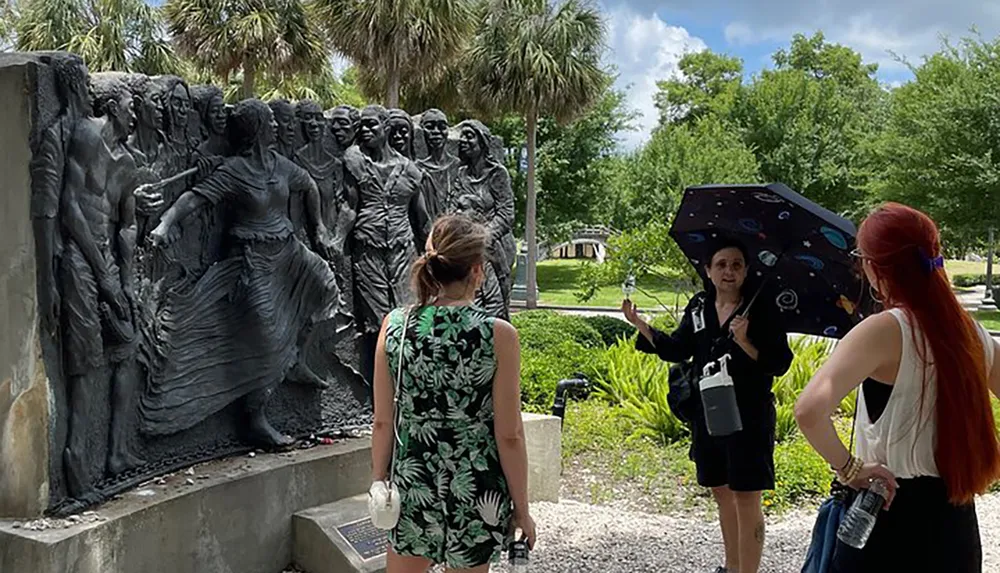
[773,32,879,89]
[733,33,886,217]
[605,115,761,230]
[464,0,608,309]
[577,115,761,302]
[874,36,1000,250]
[313,0,474,108]
[13,0,178,75]
[163,0,326,99]
[185,62,367,109]
[487,86,636,243]
[655,50,744,125]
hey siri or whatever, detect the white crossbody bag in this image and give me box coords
[368,309,411,530]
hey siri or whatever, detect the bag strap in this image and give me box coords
[388,307,411,484]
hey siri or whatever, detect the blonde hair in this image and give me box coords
[411,214,488,306]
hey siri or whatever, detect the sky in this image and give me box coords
[603,0,1000,149]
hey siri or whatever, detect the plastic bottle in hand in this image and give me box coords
[622,274,636,300]
[836,478,889,549]
[508,529,529,573]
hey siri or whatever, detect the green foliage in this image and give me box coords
[13,0,179,75]
[463,0,608,124]
[581,315,637,347]
[576,221,699,305]
[764,435,834,511]
[592,339,688,444]
[773,337,834,405]
[873,35,1000,245]
[655,50,744,125]
[649,312,679,332]
[512,310,604,350]
[604,116,761,231]
[164,0,326,98]
[953,274,989,288]
[512,311,605,410]
[314,0,474,106]
[488,88,637,240]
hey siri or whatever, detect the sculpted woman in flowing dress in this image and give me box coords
[450,120,516,318]
[144,99,353,446]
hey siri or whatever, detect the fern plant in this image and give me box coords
[593,338,688,444]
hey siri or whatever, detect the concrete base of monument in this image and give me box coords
[0,413,561,573]
[294,493,387,573]
[289,413,561,573]
[0,439,371,573]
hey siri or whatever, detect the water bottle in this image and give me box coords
[698,354,743,437]
[508,529,529,573]
[622,273,636,300]
[837,478,889,549]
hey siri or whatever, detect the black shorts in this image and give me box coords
[690,401,775,492]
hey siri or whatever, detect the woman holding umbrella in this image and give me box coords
[623,237,793,573]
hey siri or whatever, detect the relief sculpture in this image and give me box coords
[23,53,511,512]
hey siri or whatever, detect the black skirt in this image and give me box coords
[830,476,981,572]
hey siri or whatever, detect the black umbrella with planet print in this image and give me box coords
[669,183,874,339]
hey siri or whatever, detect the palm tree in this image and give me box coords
[313,0,474,108]
[464,0,608,308]
[163,0,326,99]
[13,0,178,75]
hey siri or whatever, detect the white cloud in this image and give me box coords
[720,2,978,77]
[605,6,707,149]
[724,22,758,46]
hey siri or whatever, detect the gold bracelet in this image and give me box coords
[836,456,862,484]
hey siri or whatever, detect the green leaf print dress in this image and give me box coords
[385,305,514,568]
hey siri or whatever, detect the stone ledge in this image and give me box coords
[0,439,371,573]
[0,413,561,573]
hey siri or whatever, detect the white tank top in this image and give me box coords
[854,308,995,478]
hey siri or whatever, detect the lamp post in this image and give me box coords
[981,227,996,311]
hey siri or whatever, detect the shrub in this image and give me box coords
[953,274,986,288]
[582,315,637,346]
[649,312,678,333]
[773,336,834,406]
[593,339,688,444]
[513,311,606,411]
[764,435,833,512]
[512,310,604,350]
[520,341,604,412]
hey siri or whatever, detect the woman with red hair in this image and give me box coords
[795,203,1000,571]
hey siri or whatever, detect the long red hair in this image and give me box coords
[858,203,1000,504]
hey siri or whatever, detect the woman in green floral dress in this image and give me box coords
[371,214,536,572]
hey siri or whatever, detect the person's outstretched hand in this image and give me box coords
[621,299,647,329]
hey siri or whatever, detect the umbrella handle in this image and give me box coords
[739,278,768,319]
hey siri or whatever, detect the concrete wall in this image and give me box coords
[0,55,50,518]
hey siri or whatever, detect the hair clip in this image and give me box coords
[920,252,944,273]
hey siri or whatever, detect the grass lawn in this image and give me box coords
[973,310,1000,332]
[535,259,692,310]
[947,259,987,278]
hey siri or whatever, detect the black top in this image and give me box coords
[637,290,794,424]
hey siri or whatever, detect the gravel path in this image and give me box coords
[485,493,1000,573]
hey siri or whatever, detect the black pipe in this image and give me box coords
[551,374,590,424]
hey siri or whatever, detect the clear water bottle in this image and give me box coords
[508,529,529,573]
[622,273,636,300]
[837,478,889,549]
